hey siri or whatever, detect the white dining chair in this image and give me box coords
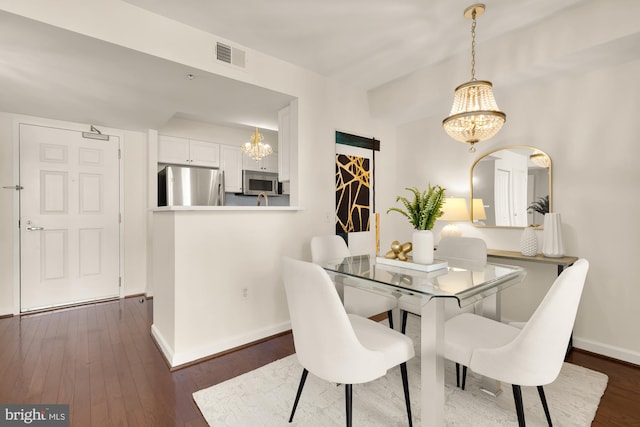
[444,259,589,426]
[282,256,415,426]
[311,235,398,328]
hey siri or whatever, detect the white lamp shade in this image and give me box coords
[440,198,469,222]
[472,198,487,221]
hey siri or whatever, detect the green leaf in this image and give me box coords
[387,184,447,230]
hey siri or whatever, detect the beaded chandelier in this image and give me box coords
[443,4,506,153]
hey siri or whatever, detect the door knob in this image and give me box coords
[26,226,44,231]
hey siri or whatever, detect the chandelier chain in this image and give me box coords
[470,9,477,80]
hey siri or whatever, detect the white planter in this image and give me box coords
[520,227,538,256]
[412,230,434,264]
[542,213,565,258]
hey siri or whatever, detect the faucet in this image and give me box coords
[256,192,269,206]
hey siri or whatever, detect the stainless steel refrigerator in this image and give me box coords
[158,165,225,206]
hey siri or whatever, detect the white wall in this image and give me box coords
[122,129,149,295]
[385,58,640,364]
[0,114,17,315]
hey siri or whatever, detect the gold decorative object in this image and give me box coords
[384,240,413,261]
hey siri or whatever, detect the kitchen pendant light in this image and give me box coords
[242,127,273,161]
[443,4,505,153]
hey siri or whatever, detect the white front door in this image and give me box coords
[19,123,120,312]
[494,169,512,226]
[512,168,528,227]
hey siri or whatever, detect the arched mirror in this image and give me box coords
[470,146,552,228]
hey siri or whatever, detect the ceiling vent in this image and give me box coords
[216,42,246,68]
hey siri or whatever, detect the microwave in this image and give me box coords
[242,170,280,196]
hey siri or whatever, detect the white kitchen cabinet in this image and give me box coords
[263,152,278,173]
[158,135,220,168]
[220,144,242,193]
[189,139,220,167]
[158,135,189,165]
[242,151,277,173]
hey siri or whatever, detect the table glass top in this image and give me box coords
[322,254,526,306]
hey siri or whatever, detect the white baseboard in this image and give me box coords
[124,287,147,297]
[501,315,640,366]
[151,324,175,365]
[573,336,640,366]
[0,304,14,317]
[170,320,292,368]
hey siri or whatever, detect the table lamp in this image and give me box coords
[472,198,487,224]
[439,197,469,237]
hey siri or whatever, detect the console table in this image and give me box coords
[487,249,578,275]
[487,249,579,357]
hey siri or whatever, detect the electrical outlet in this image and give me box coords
[241,287,249,300]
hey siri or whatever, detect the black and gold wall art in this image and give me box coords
[335,154,370,234]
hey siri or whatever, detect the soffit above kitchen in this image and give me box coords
[0,10,294,132]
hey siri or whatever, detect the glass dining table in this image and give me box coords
[322,254,526,426]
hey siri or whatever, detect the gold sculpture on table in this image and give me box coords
[384,240,412,261]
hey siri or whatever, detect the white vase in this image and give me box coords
[519,227,538,256]
[542,213,565,258]
[412,230,434,264]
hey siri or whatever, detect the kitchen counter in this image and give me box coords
[150,207,300,368]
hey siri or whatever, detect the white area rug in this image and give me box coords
[194,317,607,426]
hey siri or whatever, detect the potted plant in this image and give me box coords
[387,184,446,264]
[527,195,549,227]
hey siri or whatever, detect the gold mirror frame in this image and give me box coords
[470,146,552,228]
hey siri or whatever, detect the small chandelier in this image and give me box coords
[242,128,273,161]
[443,4,506,153]
[530,150,550,168]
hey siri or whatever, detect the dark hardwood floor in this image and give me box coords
[0,297,638,426]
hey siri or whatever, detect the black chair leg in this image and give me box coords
[345,384,352,427]
[512,384,526,427]
[400,362,413,427]
[455,364,468,390]
[289,368,308,423]
[461,365,467,390]
[537,385,553,426]
[401,310,408,334]
[387,310,394,329]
